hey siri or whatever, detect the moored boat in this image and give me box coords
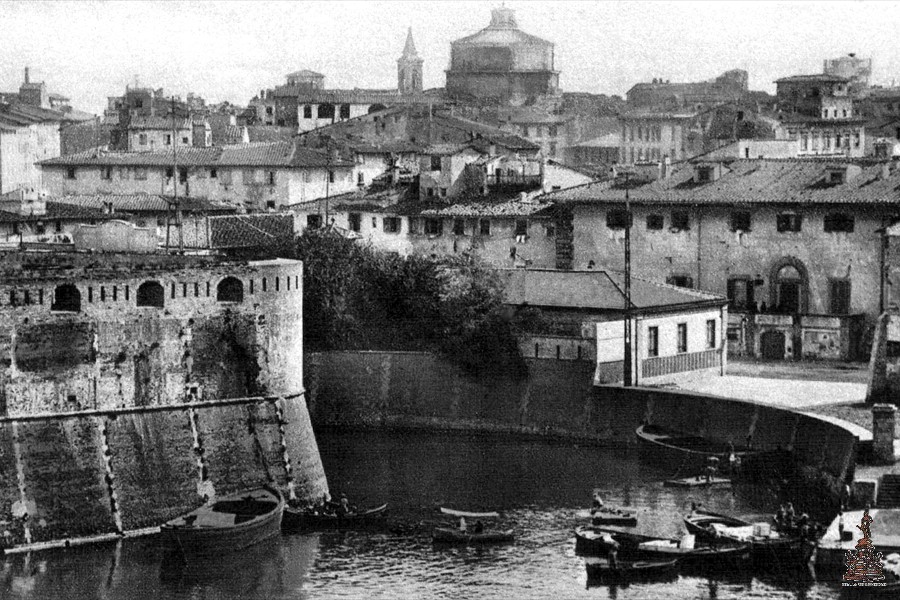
[432,527,514,545]
[160,486,284,558]
[584,557,679,584]
[635,424,758,475]
[574,526,750,568]
[591,507,638,527]
[282,503,388,532]
[439,507,501,519]
[684,508,816,564]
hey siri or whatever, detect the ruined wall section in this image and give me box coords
[0,257,305,416]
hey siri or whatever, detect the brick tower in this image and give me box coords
[398,27,423,94]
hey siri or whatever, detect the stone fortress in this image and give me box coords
[0,252,327,552]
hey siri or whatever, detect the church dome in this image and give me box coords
[450,7,554,73]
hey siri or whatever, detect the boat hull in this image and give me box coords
[160,487,284,558]
[432,527,514,545]
[282,504,388,532]
[584,558,679,584]
[684,510,816,565]
[575,526,750,568]
[591,508,637,527]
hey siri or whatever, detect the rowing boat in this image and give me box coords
[282,502,388,532]
[432,527,514,544]
[439,507,501,519]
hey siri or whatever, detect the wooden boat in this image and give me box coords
[282,502,388,532]
[636,424,759,475]
[432,527,514,545]
[584,557,679,584]
[574,526,750,568]
[591,507,638,527]
[160,486,284,557]
[684,509,816,564]
[439,507,500,519]
[663,476,732,488]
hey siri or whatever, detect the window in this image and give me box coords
[267,171,276,185]
[830,279,851,314]
[607,209,629,230]
[776,213,802,233]
[328,171,335,183]
[647,326,659,357]
[677,323,688,353]
[667,275,694,288]
[440,188,447,197]
[522,125,530,137]
[545,223,555,237]
[265,106,274,116]
[302,171,311,183]
[165,167,174,179]
[515,220,528,237]
[139,133,148,145]
[101,166,112,180]
[216,277,244,303]
[824,213,854,233]
[727,277,755,310]
[242,169,256,184]
[706,319,716,349]
[384,217,401,233]
[549,142,557,157]
[54,220,61,233]
[357,172,365,186]
[453,219,465,235]
[730,211,751,232]
[307,214,322,229]
[210,168,218,179]
[65,167,76,180]
[800,135,808,151]
[339,104,351,119]
[426,187,434,197]
[348,213,361,232]
[480,219,491,235]
[646,214,664,230]
[548,125,558,137]
[430,155,442,171]
[266,200,276,209]
[318,104,335,119]
[178,167,188,184]
[696,166,714,182]
[303,105,312,119]
[371,217,377,228]
[136,281,164,308]
[181,137,189,144]
[424,218,442,236]
[164,134,172,146]
[671,211,690,231]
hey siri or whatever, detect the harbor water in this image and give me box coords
[2,430,846,599]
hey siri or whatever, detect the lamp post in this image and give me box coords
[623,170,633,387]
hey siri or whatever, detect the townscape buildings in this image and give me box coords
[3,6,900,385]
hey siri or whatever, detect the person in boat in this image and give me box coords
[785,502,796,529]
[338,494,351,517]
[607,539,620,570]
[797,513,810,539]
[459,517,467,533]
[775,504,786,529]
[474,520,484,534]
[591,493,604,513]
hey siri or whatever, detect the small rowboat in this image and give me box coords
[432,527,514,545]
[282,502,388,532]
[439,507,501,519]
[160,486,284,558]
[584,557,679,584]
[591,507,637,527]
[683,509,816,564]
[574,526,750,568]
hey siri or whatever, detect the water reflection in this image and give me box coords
[1,430,846,599]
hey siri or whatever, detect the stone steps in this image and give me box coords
[878,474,900,508]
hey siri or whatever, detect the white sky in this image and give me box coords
[1,0,899,115]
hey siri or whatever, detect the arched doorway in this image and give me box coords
[51,284,81,312]
[760,330,786,359]
[769,258,809,314]
[216,276,244,303]
[136,281,165,308]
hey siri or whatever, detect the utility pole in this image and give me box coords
[324,148,331,228]
[623,170,633,387]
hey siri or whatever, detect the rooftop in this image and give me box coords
[539,158,900,206]
[50,194,235,214]
[775,73,849,84]
[41,142,355,169]
[501,269,726,312]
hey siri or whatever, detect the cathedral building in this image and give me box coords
[445,7,559,106]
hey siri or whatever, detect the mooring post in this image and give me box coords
[872,403,897,464]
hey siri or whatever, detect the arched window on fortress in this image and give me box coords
[217,277,244,303]
[51,284,81,312]
[136,281,165,308]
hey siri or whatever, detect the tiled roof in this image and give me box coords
[419,200,553,218]
[50,194,235,214]
[286,69,324,78]
[41,142,354,168]
[0,202,112,223]
[209,214,294,249]
[273,86,432,105]
[246,126,296,143]
[423,142,475,156]
[775,73,849,84]
[432,113,538,151]
[0,102,65,126]
[500,269,725,312]
[128,115,192,130]
[210,123,246,145]
[539,158,900,206]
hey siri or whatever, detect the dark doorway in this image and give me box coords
[216,277,244,303]
[136,281,165,308]
[761,330,786,359]
[778,280,800,313]
[51,284,81,312]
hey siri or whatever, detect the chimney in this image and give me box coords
[241,126,249,144]
[659,155,671,180]
[488,143,497,157]
[882,162,891,180]
[24,66,29,84]
[519,191,528,203]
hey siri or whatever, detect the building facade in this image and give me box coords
[39,143,358,211]
[0,103,62,195]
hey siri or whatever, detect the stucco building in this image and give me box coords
[39,142,357,211]
[542,158,900,360]
[0,103,62,195]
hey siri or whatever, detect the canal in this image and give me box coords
[2,430,844,599]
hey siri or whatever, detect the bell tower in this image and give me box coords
[397,27,423,94]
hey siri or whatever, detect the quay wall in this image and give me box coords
[307,351,858,485]
[0,395,327,551]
